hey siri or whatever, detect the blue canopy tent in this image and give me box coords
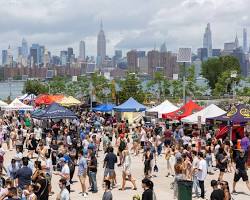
[93,104,115,112]
[113,97,146,112]
[32,103,77,120]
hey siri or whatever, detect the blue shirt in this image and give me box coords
[78,156,87,176]
[16,166,32,189]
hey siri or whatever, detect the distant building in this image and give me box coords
[160,52,179,79]
[60,51,68,66]
[79,41,85,61]
[2,50,7,66]
[7,46,13,67]
[212,49,221,57]
[137,51,146,58]
[203,23,212,57]
[18,47,22,57]
[232,48,249,77]
[22,38,29,58]
[193,58,202,77]
[138,56,148,74]
[114,50,122,59]
[51,56,60,65]
[197,48,208,62]
[97,21,106,67]
[30,44,43,66]
[160,42,167,53]
[127,50,138,73]
[147,50,160,77]
[243,28,248,53]
[67,47,74,63]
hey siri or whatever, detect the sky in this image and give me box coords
[0,0,250,57]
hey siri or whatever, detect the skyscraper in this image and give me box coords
[243,28,248,53]
[160,42,167,53]
[22,38,28,58]
[7,45,13,66]
[1,50,8,65]
[79,41,85,61]
[127,50,138,73]
[235,34,239,49]
[203,23,212,57]
[97,21,106,67]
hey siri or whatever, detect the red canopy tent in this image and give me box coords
[162,100,203,120]
[35,94,64,106]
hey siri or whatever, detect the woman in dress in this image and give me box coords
[119,150,137,191]
[27,133,37,159]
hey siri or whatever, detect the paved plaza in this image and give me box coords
[3,143,250,200]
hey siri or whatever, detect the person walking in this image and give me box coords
[197,152,207,199]
[88,152,98,193]
[103,147,117,187]
[78,151,88,197]
[232,149,250,193]
[141,178,156,200]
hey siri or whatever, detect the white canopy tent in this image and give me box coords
[18,93,36,101]
[2,98,33,111]
[181,104,226,124]
[0,100,8,108]
[147,100,178,118]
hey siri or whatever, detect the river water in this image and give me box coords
[0,81,25,100]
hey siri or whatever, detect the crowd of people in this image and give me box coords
[0,108,249,200]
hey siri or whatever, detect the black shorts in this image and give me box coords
[219,168,226,173]
[141,141,145,147]
[234,170,248,182]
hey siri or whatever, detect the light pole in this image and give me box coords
[89,81,93,111]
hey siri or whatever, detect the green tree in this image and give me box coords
[147,72,171,101]
[119,73,145,103]
[23,80,48,95]
[201,56,241,91]
[48,76,67,94]
[90,72,111,102]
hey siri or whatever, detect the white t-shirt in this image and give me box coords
[197,159,207,181]
[61,164,70,186]
[182,135,191,145]
[60,188,70,200]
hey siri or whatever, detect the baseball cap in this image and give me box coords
[59,157,66,162]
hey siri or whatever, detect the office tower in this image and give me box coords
[137,51,146,58]
[127,50,138,73]
[2,50,7,65]
[79,41,85,61]
[18,47,22,57]
[243,28,248,53]
[160,42,167,53]
[160,51,178,79]
[97,21,106,67]
[30,44,45,66]
[67,47,73,63]
[212,49,221,57]
[138,56,148,74]
[44,49,50,66]
[197,48,208,62]
[203,23,212,57]
[7,46,13,66]
[235,34,239,49]
[22,38,28,58]
[147,50,160,76]
[115,50,122,59]
[60,51,68,66]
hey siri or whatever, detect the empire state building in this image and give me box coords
[97,21,106,67]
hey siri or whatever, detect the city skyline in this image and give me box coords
[0,0,249,57]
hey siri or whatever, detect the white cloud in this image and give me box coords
[0,0,249,57]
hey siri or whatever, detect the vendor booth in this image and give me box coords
[162,100,202,120]
[2,98,33,111]
[147,100,178,118]
[113,97,146,123]
[93,104,115,112]
[181,104,226,124]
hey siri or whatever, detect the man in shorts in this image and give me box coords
[103,147,117,187]
[232,149,250,193]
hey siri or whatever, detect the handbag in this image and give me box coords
[153,163,158,172]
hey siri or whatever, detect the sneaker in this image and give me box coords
[82,193,88,197]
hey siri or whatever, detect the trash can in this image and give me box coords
[177,180,193,200]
